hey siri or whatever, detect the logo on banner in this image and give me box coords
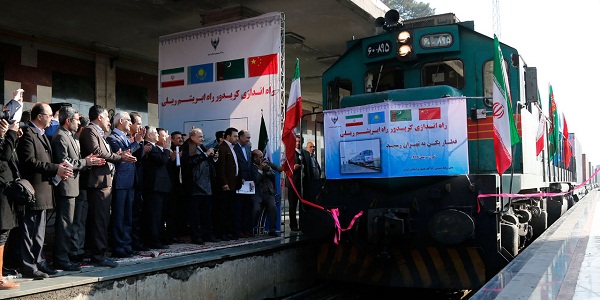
[211,37,220,50]
[331,115,338,124]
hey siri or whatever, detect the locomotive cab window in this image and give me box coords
[365,66,404,93]
[421,60,465,89]
[483,59,510,98]
[327,78,352,109]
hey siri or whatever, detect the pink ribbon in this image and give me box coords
[476,168,600,212]
[284,163,364,244]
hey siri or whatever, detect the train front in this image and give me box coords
[310,12,573,290]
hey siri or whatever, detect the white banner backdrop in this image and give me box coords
[158,12,283,156]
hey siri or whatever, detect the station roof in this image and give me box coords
[0,0,387,105]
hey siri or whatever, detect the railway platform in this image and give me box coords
[0,228,317,299]
[473,188,600,299]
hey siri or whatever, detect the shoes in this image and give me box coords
[291,227,301,232]
[191,239,204,245]
[0,278,19,289]
[24,270,49,279]
[54,262,81,272]
[233,232,246,239]
[203,235,220,243]
[112,250,133,258]
[268,231,280,237]
[171,237,185,244]
[69,253,91,263]
[128,250,141,256]
[133,245,150,251]
[149,243,169,250]
[38,264,58,275]
[94,259,118,268]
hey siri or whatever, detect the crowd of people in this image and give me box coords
[0,93,323,288]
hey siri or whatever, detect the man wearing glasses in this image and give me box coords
[17,103,73,279]
[51,106,105,271]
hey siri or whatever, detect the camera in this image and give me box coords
[1,89,24,124]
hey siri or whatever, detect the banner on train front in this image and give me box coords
[323,97,469,179]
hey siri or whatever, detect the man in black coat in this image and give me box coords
[17,103,73,279]
[141,127,174,249]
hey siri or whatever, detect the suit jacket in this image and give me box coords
[79,124,121,189]
[0,130,19,230]
[215,141,242,190]
[252,163,275,196]
[17,123,59,210]
[106,130,140,190]
[142,144,173,193]
[233,143,252,181]
[51,127,88,197]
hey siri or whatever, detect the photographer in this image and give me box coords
[0,119,20,289]
[250,149,279,237]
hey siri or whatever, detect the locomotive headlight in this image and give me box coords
[398,45,412,57]
[397,31,411,44]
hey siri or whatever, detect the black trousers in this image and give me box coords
[87,187,112,261]
[189,195,213,241]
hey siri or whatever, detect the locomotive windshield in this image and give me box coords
[365,65,404,92]
[421,59,465,88]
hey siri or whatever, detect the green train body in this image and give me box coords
[313,12,586,290]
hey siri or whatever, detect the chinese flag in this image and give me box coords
[248,54,278,77]
[418,107,441,120]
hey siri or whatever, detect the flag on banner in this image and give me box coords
[248,53,278,77]
[345,114,364,127]
[390,109,412,122]
[368,111,385,124]
[282,59,302,178]
[492,35,521,174]
[216,58,245,81]
[563,113,571,168]
[188,63,213,84]
[258,113,271,162]
[418,107,441,120]
[535,113,545,156]
[161,67,185,87]
[548,85,560,160]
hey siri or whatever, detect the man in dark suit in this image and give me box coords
[17,102,73,279]
[214,127,242,240]
[51,106,105,272]
[106,111,144,258]
[166,130,185,243]
[250,149,279,237]
[141,127,174,249]
[286,136,311,231]
[233,130,253,237]
[79,105,137,268]
[128,112,149,251]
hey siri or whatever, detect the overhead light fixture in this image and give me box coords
[285,32,305,44]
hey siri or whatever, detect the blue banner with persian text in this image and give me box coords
[323,97,469,179]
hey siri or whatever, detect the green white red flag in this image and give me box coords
[492,35,520,174]
[563,113,571,168]
[282,59,302,178]
[548,85,560,161]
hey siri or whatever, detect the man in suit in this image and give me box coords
[51,106,104,271]
[128,112,149,251]
[79,105,137,268]
[233,130,254,237]
[166,131,185,243]
[286,136,311,231]
[142,127,174,249]
[17,102,73,279]
[214,127,242,240]
[71,115,90,263]
[250,149,279,237]
[106,111,144,258]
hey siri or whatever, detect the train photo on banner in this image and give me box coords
[303,10,596,291]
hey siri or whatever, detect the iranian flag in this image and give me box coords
[563,113,572,168]
[535,114,545,156]
[492,36,520,174]
[161,67,185,88]
[282,59,302,178]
